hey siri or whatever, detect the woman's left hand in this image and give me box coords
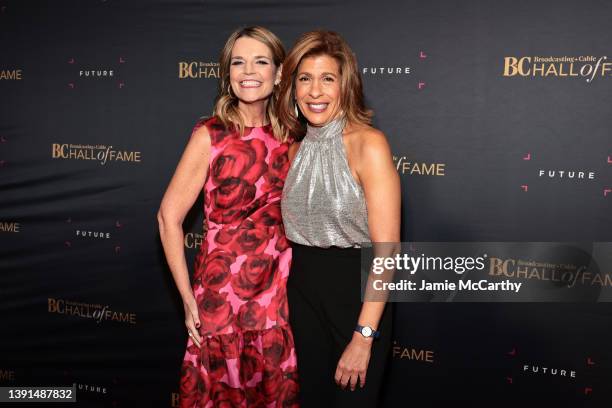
[334,333,373,391]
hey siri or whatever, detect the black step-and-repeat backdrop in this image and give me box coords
[2,0,611,406]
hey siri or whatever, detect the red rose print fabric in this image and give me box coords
[179,117,298,408]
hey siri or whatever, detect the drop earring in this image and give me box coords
[294,103,299,117]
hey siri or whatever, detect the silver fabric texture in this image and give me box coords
[281,117,370,248]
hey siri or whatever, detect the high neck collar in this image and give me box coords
[305,116,346,141]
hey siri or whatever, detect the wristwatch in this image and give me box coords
[355,324,380,339]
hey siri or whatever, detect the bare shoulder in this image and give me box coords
[187,122,211,153]
[345,124,392,160]
[189,120,212,146]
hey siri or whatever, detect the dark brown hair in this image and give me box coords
[277,30,373,139]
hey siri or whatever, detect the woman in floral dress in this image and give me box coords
[158,26,298,407]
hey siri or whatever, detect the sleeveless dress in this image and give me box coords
[179,117,299,408]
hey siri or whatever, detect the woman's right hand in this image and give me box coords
[183,295,202,347]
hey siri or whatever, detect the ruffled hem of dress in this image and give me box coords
[179,324,299,408]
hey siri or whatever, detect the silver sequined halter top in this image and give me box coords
[281,117,370,248]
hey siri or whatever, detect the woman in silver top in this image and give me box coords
[277,30,401,407]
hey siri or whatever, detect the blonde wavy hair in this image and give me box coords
[213,26,287,142]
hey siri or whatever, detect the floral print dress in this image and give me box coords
[179,117,299,408]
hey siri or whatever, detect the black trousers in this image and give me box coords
[287,242,392,408]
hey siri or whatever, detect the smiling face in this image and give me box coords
[295,54,343,127]
[229,36,281,106]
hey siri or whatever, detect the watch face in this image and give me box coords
[361,326,372,337]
